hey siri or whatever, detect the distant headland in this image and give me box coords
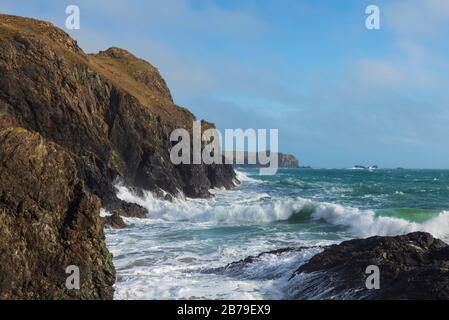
[224,151,300,168]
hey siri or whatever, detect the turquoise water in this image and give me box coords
[105,168,449,299]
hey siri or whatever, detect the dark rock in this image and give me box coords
[103,213,127,229]
[208,160,240,189]
[0,14,236,207]
[287,232,449,300]
[0,13,237,300]
[103,199,147,218]
[211,247,317,274]
[0,128,115,299]
[201,246,322,276]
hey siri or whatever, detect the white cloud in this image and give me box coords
[354,59,405,87]
[386,0,449,38]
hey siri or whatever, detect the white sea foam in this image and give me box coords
[111,247,323,300]
[311,203,449,240]
[115,183,317,223]
[114,183,449,241]
[106,170,449,300]
[100,208,112,217]
[235,169,262,184]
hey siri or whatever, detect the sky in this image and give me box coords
[1,0,449,168]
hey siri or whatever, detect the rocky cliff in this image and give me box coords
[0,128,115,299]
[0,14,236,207]
[278,153,299,168]
[0,14,236,298]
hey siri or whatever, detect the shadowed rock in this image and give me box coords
[103,201,147,218]
[203,246,323,282]
[0,14,236,213]
[0,128,115,299]
[103,213,127,229]
[287,232,449,300]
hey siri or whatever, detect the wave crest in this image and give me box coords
[234,170,262,184]
[114,184,449,241]
[311,203,449,240]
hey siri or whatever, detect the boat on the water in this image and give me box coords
[351,165,378,170]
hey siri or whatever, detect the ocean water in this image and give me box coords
[104,168,449,300]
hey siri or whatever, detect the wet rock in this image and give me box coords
[202,246,322,276]
[103,213,127,229]
[224,247,314,271]
[288,232,449,300]
[103,199,147,218]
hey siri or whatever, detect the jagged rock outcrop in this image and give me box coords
[204,247,319,276]
[103,200,147,218]
[287,232,449,300]
[0,14,236,213]
[103,213,127,229]
[0,128,115,299]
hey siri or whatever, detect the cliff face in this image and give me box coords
[0,14,236,299]
[0,128,115,299]
[278,153,299,168]
[0,14,236,209]
[224,151,299,168]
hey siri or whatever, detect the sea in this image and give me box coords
[103,168,449,299]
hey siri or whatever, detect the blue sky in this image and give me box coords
[1,0,449,168]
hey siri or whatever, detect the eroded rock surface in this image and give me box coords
[0,14,236,212]
[103,213,127,229]
[0,128,115,299]
[0,13,237,300]
[288,232,449,300]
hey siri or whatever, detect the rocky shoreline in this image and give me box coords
[1,14,447,301]
[210,232,449,300]
[0,14,236,299]
[288,231,449,299]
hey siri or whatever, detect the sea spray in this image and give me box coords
[106,168,449,299]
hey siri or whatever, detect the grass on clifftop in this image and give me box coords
[0,14,198,128]
[89,47,197,126]
[89,48,173,106]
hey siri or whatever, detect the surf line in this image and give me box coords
[177,304,211,318]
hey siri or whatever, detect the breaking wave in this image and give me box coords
[234,169,263,184]
[114,184,449,241]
